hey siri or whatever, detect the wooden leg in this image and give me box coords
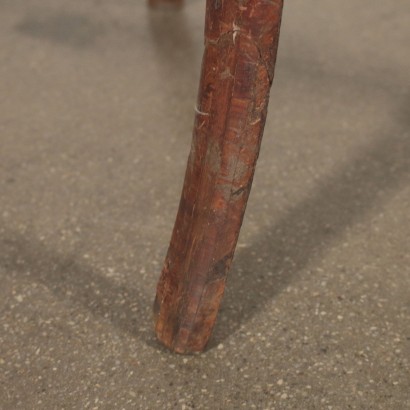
[154,0,284,354]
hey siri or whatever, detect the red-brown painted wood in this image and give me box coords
[154,0,284,354]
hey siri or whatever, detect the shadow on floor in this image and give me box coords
[0,230,153,343]
[2,5,199,353]
[16,11,105,48]
[211,98,410,346]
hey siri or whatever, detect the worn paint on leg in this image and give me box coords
[154,0,284,354]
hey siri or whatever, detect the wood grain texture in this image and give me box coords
[154,0,284,354]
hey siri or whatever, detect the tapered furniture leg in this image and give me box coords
[154,0,284,353]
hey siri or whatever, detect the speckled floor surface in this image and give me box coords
[1,0,409,409]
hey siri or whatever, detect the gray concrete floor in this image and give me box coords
[1,0,409,408]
